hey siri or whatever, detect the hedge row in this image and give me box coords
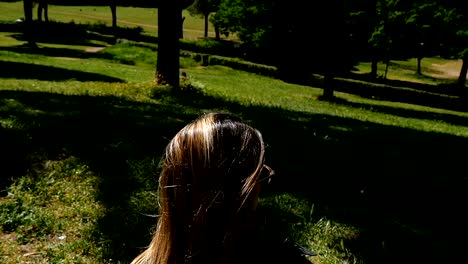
[180,51,278,78]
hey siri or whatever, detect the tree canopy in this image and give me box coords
[211,0,467,86]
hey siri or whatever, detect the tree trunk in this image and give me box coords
[384,53,391,80]
[384,61,389,79]
[178,14,185,39]
[215,24,220,40]
[417,56,422,75]
[458,57,468,88]
[43,1,48,22]
[322,74,335,99]
[369,0,378,79]
[110,3,117,31]
[37,4,42,22]
[37,0,48,22]
[23,0,36,47]
[204,13,209,38]
[370,57,378,78]
[156,2,180,87]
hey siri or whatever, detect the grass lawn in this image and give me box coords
[0,2,218,40]
[353,57,466,86]
[1,21,467,264]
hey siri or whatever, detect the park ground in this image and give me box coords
[1,2,468,264]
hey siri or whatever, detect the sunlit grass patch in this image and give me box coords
[260,193,362,264]
[0,51,154,83]
[353,57,462,86]
[185,66,468,137]
[1,29,466,264]
[0,2,216,40]
[0,32,24,47]
[0,156,104,263]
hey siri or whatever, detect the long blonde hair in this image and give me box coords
[132,113,265,264]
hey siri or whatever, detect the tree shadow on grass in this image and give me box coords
[330,77,468,113]
[0,44,112,60]
[0,89,197,261]
[0,60,124,82]
[279,73,467,113]
[0,89,466,263]
[1,22,152,47]
[332,97,468,128]
[9,27,112,47]
[342,71,461,97]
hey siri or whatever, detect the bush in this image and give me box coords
[180,38,241,58]
[180,51,278,77]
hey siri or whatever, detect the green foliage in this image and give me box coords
[211,0,272,48]
[180,38,239,57]
[187,0,220,17]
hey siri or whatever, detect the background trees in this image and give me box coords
[438,0,468,88]
[187,0,220,38]
[212,0,350,98]
[20,0,466,88]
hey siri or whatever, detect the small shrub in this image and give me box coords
[180,38,241,57]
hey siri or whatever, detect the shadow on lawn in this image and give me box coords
[0,44,112,60]
[342,71,463,96]
[331,77,468,113]
[0,89,467,263]
[0,60,124,82]
[336,99,468,128]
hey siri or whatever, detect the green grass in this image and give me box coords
[184,65,468,136]
[0,157,103,262]
[0,2,216,40]
[1,29,466,264]
[353,57,465,86]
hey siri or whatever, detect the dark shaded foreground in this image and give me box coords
[0,60,124,82]
[0,88,466,263]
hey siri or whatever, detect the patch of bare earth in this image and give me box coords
[84,47,105,53]
[430,60,464,79]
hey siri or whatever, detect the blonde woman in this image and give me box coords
[132,113,315,264]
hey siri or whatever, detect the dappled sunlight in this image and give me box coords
[1,2,467,262]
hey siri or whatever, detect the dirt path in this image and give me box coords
[431,61,464,78]
[84,47,106,53]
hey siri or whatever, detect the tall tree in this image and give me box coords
[437,0,468,88]
[213,0,350,99]
[404,2,446,75]
[109,0,117,31]
[156,0,194,87]
[188,0,220,38]
[370,0,391,79]
[345,0,380,78]
[156,1,181,86]
[178,1,196,39]
[451,9,468,88]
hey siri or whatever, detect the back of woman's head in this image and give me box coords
[133,113,265,264]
